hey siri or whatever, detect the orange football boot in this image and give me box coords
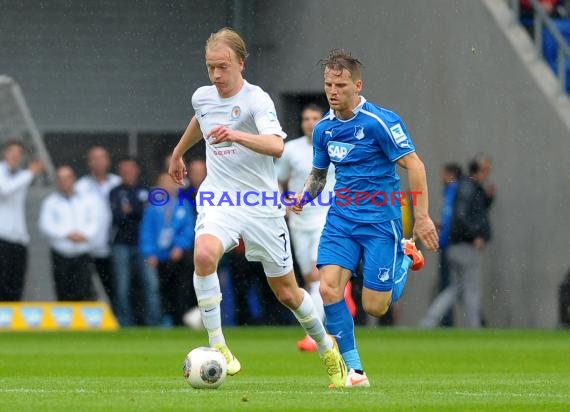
[402,239,424,271]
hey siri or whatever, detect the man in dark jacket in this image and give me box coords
[110,157,160,326]
[421,155,494,328]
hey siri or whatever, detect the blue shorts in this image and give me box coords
[317,215,404,292]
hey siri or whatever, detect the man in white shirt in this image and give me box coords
[75,146,121,303]
[169,27,346,387]
[39,165,100,301]
[0,140,44,301]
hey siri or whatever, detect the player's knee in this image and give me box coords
[319,282,343,305]
[273,287,298,309]
[363,298,391,317]
[194,244,218,274]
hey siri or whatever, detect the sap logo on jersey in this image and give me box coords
[327,141,355,162]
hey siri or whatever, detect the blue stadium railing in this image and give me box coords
[510,0,570,94]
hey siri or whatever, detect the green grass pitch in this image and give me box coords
[0,328,569,411]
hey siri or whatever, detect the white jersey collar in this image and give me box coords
[328,96,367,120]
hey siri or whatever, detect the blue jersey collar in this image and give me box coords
[328,96,367,120]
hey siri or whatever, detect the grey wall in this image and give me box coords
[253,0,570,327]
[0,0,231,132]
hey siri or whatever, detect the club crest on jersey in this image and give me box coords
[327,141,355,162]
[378,268,390,282]
[230,105,241,120]
[354,125,365,140]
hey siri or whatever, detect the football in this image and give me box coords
[183,347,227,389]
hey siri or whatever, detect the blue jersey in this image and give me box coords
[313,97,415,223]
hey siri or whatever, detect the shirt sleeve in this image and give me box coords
[275,144,291,182]
[312,126,331,170]
[0,170,33,198]
[375,111,416,162]
[191,88,202,116]
[252,91,287,138]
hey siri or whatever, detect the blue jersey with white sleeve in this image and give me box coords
[312,96,415,223]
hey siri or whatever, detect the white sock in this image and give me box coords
[308,281,325,322]
[193,272,225,347]
[292,289,333,356]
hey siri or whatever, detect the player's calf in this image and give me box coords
[271,284,304,310]
[361,288,391,317]
[362,298,391,318]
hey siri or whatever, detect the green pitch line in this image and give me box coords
[0,328,568,411]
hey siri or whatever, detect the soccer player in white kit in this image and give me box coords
[168,28,347,387]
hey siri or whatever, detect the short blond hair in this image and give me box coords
[205,27,248,63]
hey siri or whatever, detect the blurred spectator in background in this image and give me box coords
[436,163,463,327]
[187,158,207,200]
[188,158,207,189]
[39,166,98,301]
[476,154,496,203]
[75,146,120,304]
[110,157,160,326]
[420,155,494,328]
[0,140,44,301]
[161,156,205,192]
[140,173,196,326]
[185,158,207,210]
[520,0,568,19]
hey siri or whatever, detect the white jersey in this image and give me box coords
[75,173,121,257]
[192,81,286,218]
[275,136,336,230]
[39,190,102,257]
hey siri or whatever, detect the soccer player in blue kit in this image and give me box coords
[292,50,439,388]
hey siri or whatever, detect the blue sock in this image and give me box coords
[324,299,362,371]
[392,256,412,303]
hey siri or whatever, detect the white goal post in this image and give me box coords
[0,75,55,182]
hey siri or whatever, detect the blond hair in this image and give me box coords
[205,27,248,63]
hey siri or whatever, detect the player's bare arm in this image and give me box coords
[397,152,439,251]
[290,167,327,214]
[169,116,203,185]
[207,125,284,157]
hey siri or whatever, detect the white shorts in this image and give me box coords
[287,212,327,276]
[195,207,293,277]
